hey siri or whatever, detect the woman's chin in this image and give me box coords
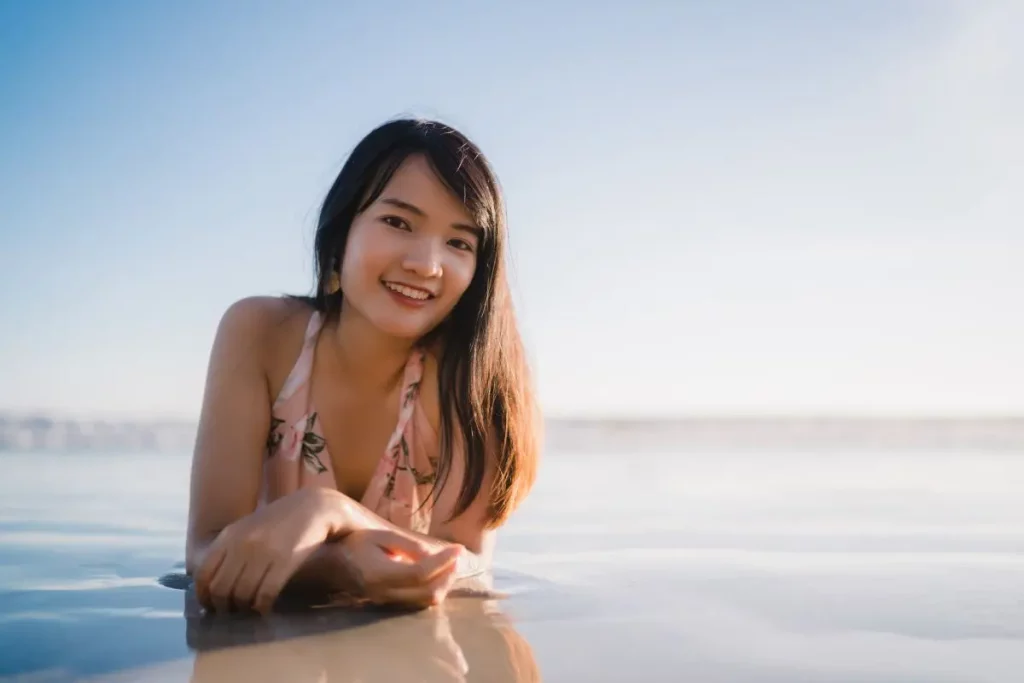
[368,316,437,342]
[346,296,445,342]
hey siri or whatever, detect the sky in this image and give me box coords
[1,0,1021,420]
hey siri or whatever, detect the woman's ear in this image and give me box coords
[324,257,342,295]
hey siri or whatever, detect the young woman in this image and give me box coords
[185,118,540,615]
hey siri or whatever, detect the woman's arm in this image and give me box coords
[282,425,501,599]
[186,299,352,565]
[186,297,279,576]
[278,495,493,602]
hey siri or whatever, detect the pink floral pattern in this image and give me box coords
[260,311,437,532]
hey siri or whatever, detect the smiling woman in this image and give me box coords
[373,195,483,309]
[330,154,483,341]
[184,119,541,615]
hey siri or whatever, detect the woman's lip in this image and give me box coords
[382,280,436,297]
[382,281,433,307]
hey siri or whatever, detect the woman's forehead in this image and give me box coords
[377,155,479,227]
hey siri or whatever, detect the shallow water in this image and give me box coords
[1,448,1022,681]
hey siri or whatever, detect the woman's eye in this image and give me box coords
[382,216,411,231]
[449,238,474,252]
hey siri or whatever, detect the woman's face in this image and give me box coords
[339,154,481,341]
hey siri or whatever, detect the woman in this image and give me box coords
[185,118,540,615]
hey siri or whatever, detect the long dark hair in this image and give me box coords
[294,118,539,526]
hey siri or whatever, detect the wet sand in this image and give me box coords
[74,543,1024,683]
[3,441,1023,682]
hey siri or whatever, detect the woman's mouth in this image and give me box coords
[382,280,435,306]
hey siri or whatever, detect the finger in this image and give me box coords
[411,545,463,582]
[382,564,458,607]
[371,545,459,590]
[208,552,244,613]
[377,548,460,595]
[252,559,297,615]
[231,557,272,612]
[194,545,227,610]
[367,529,434,561]
[252,543,319,615]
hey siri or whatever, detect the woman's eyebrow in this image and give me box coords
[380,197,425,216]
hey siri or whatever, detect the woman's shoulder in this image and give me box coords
[215,296,311,344]
[213,296,316,389]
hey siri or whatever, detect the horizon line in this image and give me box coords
[3,409,1024,424]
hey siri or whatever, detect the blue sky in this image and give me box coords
[1,1,1021,419]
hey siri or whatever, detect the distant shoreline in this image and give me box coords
[545,416,1024,452]
[3,413,1022,453]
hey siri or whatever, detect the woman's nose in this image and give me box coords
[402,239,443,278]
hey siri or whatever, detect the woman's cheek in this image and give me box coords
[449,257,476,297]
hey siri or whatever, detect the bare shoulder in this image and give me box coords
[187,296,313,571]
[218,295,307,332]
[213,296,313,387]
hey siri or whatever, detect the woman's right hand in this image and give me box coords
[336,529,463,609]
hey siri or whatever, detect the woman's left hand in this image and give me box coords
[193,487,343,614]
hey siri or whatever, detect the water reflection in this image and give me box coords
[185,589,540,683]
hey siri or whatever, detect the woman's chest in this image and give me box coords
[310,385,401,501]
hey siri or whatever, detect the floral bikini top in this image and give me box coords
[260,311,438,534]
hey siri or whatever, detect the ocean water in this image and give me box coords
[1,446,1023,682]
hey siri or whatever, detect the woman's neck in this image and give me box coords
[326,304,416,393]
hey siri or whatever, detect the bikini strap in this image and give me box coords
[274,310,323,407]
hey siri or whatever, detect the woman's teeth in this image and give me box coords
[384,282,431,300]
